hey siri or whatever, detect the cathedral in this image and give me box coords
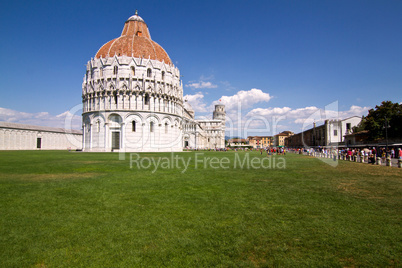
[82,12,225,152]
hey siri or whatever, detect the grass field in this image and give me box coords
[0,150,400,267]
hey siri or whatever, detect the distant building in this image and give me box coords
[228,138,248,147]
[182,103,226,149]
[343,130,370,147]
[247,136,273,148]
[343,130,402,147]
[274,131,294,147]
[0,122,82,150]
[286,116,361,148]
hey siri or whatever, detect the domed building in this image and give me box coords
[82,11,225,152]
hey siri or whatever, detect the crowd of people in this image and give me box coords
[288,146,402,164]
[184,146,402,163]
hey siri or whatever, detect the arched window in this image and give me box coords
[113,66,118,75]
[150,122,154,133]
[161,71,165,80]
[136,31,142,37]
[165,122,168,134]
[131,66,135,76]
[99,67,103,77]
[144,95,150,105]
[147,68,152,78]
[97,121,100,132]
[132,121,136,132]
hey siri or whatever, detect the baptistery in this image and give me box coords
[82,11,183,152]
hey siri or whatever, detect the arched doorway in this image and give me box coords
[109,114,122,150]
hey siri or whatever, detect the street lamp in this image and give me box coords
[384,117,391,157]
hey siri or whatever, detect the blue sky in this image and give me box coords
[0,0,401,137]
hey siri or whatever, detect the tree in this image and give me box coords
[352,116,366,133]
[357,101,402,140]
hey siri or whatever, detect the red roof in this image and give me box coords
[95,13,171,64]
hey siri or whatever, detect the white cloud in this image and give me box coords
[246,107,292,117]
[338,105,368,119]
[0,107,82,130]
[222,104,370,137]
[185,81,218,89]
[214,88,272,112]
[203,88,273,137]
[183,92,207,112]
[246,105,369,127]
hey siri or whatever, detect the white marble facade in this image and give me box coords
[182,104,226,149]
[324,116,362,146]
[82,56,185,152]
[82,12,225,152]
[0,122,82,150]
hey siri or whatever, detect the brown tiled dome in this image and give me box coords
[95,12,171,65]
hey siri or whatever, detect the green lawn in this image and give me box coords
[0,150,400,267]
